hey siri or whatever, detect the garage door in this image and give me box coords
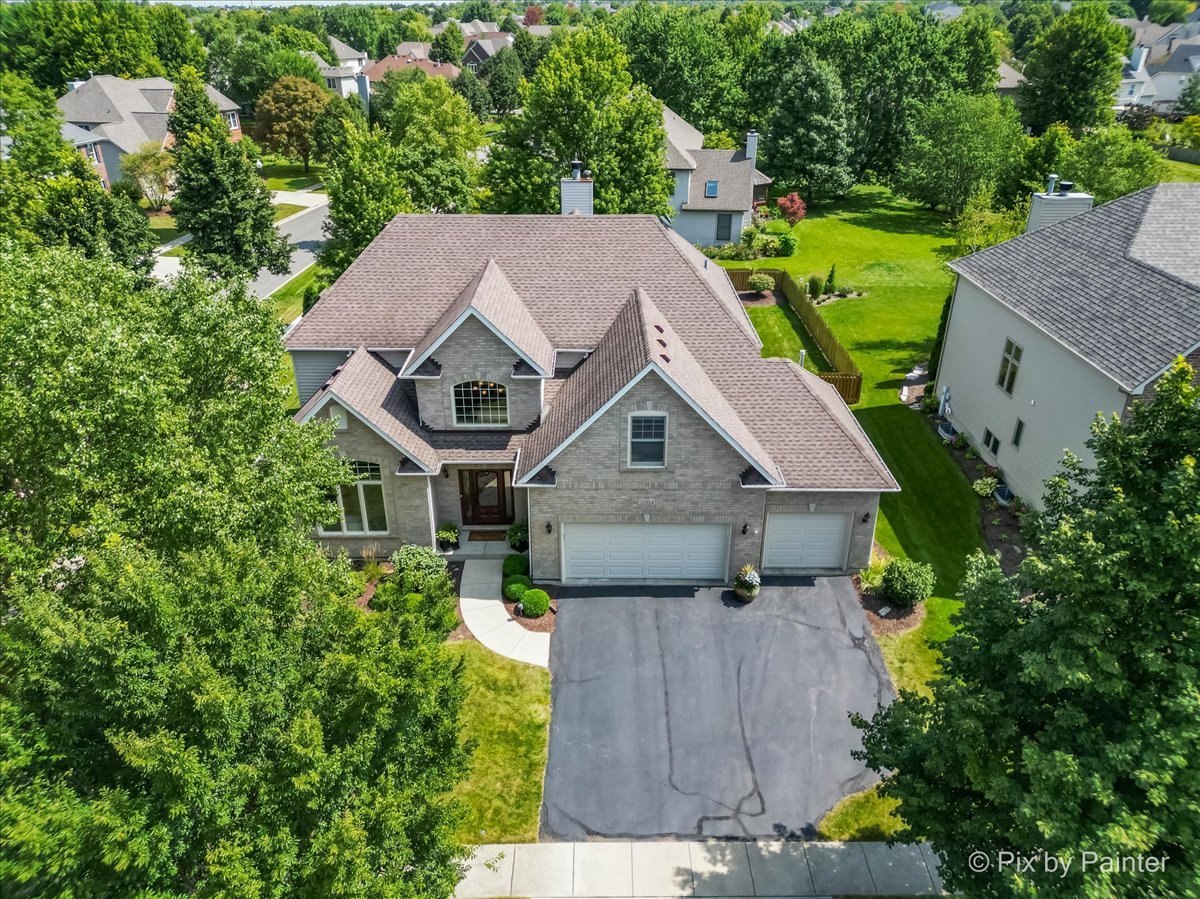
[562,523,729,582]
[762,512,850,570]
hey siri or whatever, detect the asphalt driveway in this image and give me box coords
[541,578,894,840]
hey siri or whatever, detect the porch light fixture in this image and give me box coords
[545,521,553,534]
[443,469,450,478]
[862,512,870,524]
[742,523,749,535]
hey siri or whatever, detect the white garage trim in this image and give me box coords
[561,522,730,583]
[761,511,851,571]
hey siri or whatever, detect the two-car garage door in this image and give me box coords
[761,512,850,571]
[562,523,729,582]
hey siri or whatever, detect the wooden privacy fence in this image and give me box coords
[724,267,863,404]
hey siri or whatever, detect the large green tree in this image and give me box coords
[480,46,524,116]
[254,76,333,171]
[320,123,415,274]
[763,55,854,201]
[453,66,493,119]
[895,93,1025,215]
[168,64,223,150]
[0,245,472,897]
[946,5,1002,94]
[144,3,206,75]
[484,29,671,215]
[430,22,466,63]
[312,92,367,163]
[0,72,73,176]
[385,77,482,212]
[857,360,1200,898]
[0,0,163,91]
[1019,4,1128,133]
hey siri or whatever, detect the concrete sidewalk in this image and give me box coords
[458,559,550,668]
[456,841,945,897]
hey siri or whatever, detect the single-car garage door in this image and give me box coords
[562,523,729,582]
[762,512,850,571]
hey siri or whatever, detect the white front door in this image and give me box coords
[761,512,850,571]
[561,522,729,582]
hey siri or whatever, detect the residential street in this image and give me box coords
[248,201,328,298]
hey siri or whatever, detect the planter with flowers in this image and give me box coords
[733,564,761,602]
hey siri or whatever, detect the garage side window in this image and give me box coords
[628,413,667,467]
[320,461,388,534]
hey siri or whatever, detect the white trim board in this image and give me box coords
[403,307,551,378]
[296,389,434,474]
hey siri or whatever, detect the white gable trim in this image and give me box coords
[514,365,782,487]
[402,307,551,378]
[297,389,434,474]
[1130,337,1200,394]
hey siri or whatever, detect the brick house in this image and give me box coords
[287,197,897,584]
[935,181,1200,510]
[57,74,240,187]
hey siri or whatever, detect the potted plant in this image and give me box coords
[436,523,460,551]
[733,564,761,602]
[506,518,529,552]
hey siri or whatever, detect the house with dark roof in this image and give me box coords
[56,74,240,186]
[663,107,771,246]
[462,33,515,72]
[935,181,1200,510]
[286,198,897,583]
[328,35,369,73]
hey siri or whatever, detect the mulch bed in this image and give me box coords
[855,575,927,637]
[738,289,779,307]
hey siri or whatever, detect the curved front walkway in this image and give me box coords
[459,559,550,668]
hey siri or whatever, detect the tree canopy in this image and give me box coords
[0,245,472,897]
[484,29,671,215]
[431,22,466,64]
[480,46,524,116]
[255,76,333,171]
[856,359,1200,898]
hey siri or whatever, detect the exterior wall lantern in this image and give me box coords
[545,521,553,534]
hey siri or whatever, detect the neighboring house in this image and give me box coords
[395,41,431,59]
[768,17,809,35]
[329,35,369,73]
[366,55,461,84]
[935,180,1200,511]
[1118,47,1159,107]
[285,182,897,583]
[924,2,964,22]
[462,33,515,72]
[662,106,771,247]
[301,51,365,100]
[56,74,240,185]
[62,121,115,188]
[432,18,500,37]
[525,24,556,37]
[1116,15,1180,54]
[997,60,1025,100]
[1145,35,1200,111]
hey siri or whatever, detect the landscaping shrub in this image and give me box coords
[859,555,889,592]
[879,558,936,609]
[776,191,807,225]
[520,588,550,617]
[503,574,533,601]
[808,274,823,299]
[778,232,797,256]
[756,235,781,257]
[502,553,529,577]
[823,264,837,296]
[390,545,454,600]
[747,273,774,293]
[973,476,999,497]
[371,590,426,613]
[700,242,756,261]
[919,393,939,414]
[111,178,142,205]
[506,519,529,549]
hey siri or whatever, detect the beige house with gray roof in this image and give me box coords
[287,213,896,584]
[935,182,1200,510]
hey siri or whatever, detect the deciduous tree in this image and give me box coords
[1176,72,1200,115]
[145,3,206,74]
[856,359,1200,898]
[895,93,1025,215]
[255,76,332,171]
[168,64,225,150]
[453,66,493,119]
[0,245,472,896]
[312,93,367,163]
[523,4,545,25]
[763,55,854,201]
[1019,4,1128,132]
[480,46,524,115]
[0,71,73,176]
[431,22,466,64]
[122,142,176,211]
[385,76,482,212]
[483,29,671,215]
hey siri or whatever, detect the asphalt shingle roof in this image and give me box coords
[949,184,1200,391]
[288,214,898,491]
[682,149,756,211]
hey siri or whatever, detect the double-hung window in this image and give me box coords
[628,413,667,467]
[322,461,388,534]
[996,338,1022,395]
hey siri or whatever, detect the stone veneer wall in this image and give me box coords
[312,405,433,557]
[412,316,542,431]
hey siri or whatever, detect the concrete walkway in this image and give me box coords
[459,559,550,669]
[456,841,945,897]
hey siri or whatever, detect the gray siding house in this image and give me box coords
[287,211,897,584]
[935,182,1200,510]
[663,107,771,247]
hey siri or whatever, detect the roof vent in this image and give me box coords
[656,338,667,348]
[653,324,664,333]
[659,354,670,363]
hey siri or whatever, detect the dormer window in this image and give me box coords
[705,180,718,198]
[454,380,508,426]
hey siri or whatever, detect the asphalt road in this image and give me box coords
[541,578,894,840]
[249,202,328,299]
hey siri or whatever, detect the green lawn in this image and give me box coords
[745,301,832,373]
[818,785,905,842]
[260,157,324,192]
[727,186,988,839]
[144,210,181,245]
[447,641,551,844]
[271,263,320,324]
[1162,157,1200,183]
[273,202,307,222]
[162,244,187,258]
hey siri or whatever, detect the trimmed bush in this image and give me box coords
[503,574,533,600]
[807,273,823,299]
[502,553,529,577]
[390,545,453,600]
[778,232,797,256]
[747,273,774,293]
[520,588,550,617]
[879,558,936,609]
[973,476,999,497]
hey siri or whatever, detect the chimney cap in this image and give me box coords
[1059,180,1074,194]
